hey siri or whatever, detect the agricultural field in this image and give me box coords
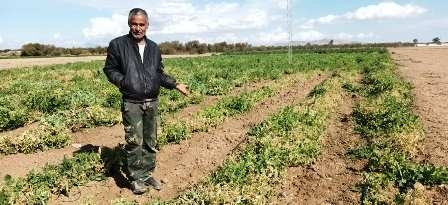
[0,47,447,204]
[0,54,213,70]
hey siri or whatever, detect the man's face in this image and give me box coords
[129,15,148,41]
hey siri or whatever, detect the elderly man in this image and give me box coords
[103,8,188,194]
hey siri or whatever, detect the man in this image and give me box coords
[103,8,188,194]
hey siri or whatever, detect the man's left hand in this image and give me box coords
[175,83,189,96]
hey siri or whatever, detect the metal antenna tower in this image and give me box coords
[287,0,292,64]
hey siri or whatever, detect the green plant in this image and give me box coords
[0,153,105,204]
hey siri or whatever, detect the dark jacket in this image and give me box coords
[103,33,177,101]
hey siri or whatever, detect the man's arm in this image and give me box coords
[158,54,189,96]
[103,41,124,88]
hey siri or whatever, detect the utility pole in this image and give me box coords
[287,0,292,64]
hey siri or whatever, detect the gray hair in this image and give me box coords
[128,8,148,25]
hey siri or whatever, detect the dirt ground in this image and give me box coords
[272,92,364,205]
[47,74,326,204]
[391,47,448,204]
[0,56,106,69]
[390,47,448,167]
[2,47,448,204]
[0,54,214,70]
[0,71,326,204]
[0,72,292,179]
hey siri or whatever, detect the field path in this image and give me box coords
[272,92,363,205]
[0,54,213,70]
[48,73,327,204]
[390,47,448,166]
[0,56,106,70]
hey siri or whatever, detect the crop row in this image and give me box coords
[0,49,393,204]
[0,50,379,155]
[0,71,313,155]
[160,73,350,204]
[158,72,317,145]
[0,49,384,131]
[0,72,342,205]
[345,51,448,204]
[0,72,317,205]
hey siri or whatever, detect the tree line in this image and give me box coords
[20,43,106,57]
[17,41,251,57]
[8,37,443,57]
[159,41,251,54]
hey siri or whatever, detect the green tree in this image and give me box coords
[432,37,441,44]
[185,40,200,54]
[69,48,82,56]
[21,43,40,56]
[197,43,209,54]
[159,42,177,54]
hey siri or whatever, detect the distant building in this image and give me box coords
[415,43,448,47]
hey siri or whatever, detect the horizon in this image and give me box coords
[1,0,447,50]
[2,39,444,51]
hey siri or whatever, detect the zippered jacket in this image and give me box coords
[104,33,177,101]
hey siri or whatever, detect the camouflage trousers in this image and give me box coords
[121,99,158,182]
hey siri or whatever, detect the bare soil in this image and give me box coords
[0,54,214,70]
[272,93,364,205]
[0,56,106,70]
[390,47,448,202]
[390,47,448,166]
[48,73,327,204]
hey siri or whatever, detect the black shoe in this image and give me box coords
[131,180,148,195]
[144,176,161,191]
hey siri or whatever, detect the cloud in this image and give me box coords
[335,32,354,40]
[83,14,128,39]
[301,14,341,29]
[334,32,375,40]
[151,2,269,34]
[345,2,427,20]
[256,28,289,45]
[0,35,3,44]
[184,32,250,45]
[81,0,279,42]
[295,30,325,41]
[301,2,427,28]
[356,32,375,39]
[270,0,287,9]
[53,33,61,39]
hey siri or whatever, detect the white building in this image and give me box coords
[416,43,448,47]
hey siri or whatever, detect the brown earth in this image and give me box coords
[272,92,364,205]
[48,73,327,204]
[0,56,106,70]
[0,54,214,70]
[390,47,448,166]
[0,72,294,179]
[390,47,448,203]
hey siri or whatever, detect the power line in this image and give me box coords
[287,0,292,64]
